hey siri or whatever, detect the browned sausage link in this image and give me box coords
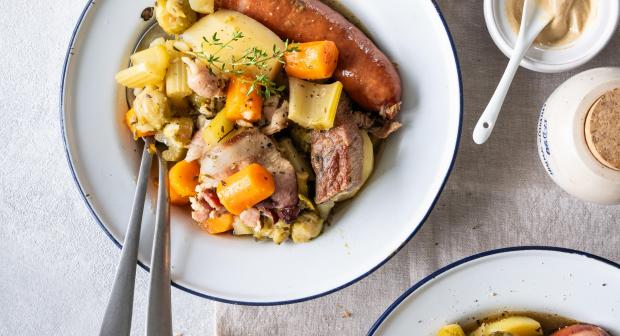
[551,324,611,336]
[216,0,402,118]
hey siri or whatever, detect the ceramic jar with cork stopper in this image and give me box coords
[537,67,620,204]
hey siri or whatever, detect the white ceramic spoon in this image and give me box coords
[473,0,553,144]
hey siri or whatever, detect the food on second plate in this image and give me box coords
[436,312,611,336]
[115,0,402,243]
[506,0,595,47]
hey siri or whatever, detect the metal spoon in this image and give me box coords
[473,0,553,144]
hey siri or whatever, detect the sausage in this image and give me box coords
[551,324,611,336]
[215,0,402,118]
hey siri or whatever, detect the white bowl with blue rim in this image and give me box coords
[369,247,620,335]
[60,0,462,304]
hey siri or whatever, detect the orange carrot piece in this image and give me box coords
[169,160,200,198]
[169,183,190,205]
[204,213,235,234]
[223,75,263,122]
[284,41,339,80]
[216,163,275,215]
[125,108,155,139]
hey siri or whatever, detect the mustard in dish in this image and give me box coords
[506,0,596,47]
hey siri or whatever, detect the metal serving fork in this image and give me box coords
[99,22,173,336]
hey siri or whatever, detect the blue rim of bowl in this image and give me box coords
[59,0,463,306]
[367,246,620,335]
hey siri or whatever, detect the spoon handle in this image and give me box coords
[146,151,172,336]
[99,139,154,336]
[473,40,530,144]
[473,0,551,144]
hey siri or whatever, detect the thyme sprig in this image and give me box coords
[187,31,299,98]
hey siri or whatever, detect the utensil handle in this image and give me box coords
[99,141,154,336]
[472,44,527,144]
[146,153,172,336]
[473,0,549,144]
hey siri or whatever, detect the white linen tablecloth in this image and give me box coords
[1,1,618,335]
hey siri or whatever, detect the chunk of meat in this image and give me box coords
[185,127,206,162]
[370,120,401,139]
[261,95,289,135]
[200,128,298,209]
[190,184,224,223]
[239,207,261,228]
[311,120,364,204]
[216,0,402,116]
[182,57,225,98]
[551,324,610,336]
[336,95,402,139]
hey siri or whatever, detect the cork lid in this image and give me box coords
[585,88,620,171]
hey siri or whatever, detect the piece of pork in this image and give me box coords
[185,127,205,162]
[261,95,289,135]
[311,108,364,204]
[190,184,224,223]
[182,57,225,99]
[335,94,401,139]
[200,128,298,209]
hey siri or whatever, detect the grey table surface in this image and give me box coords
[1,1,618,335]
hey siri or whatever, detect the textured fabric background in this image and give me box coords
[215,1,620,335]
[1,0,618,335]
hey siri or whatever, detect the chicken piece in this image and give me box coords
[261,95,289,135]
[182,57,224,99]
[185,127,206,162]
[200,128,298,210]
[239,208,261,228]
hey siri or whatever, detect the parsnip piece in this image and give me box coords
[181,10,285,80]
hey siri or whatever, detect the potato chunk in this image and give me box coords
[470,316,543,336]
[437,324,465,336]
[181,10,285,80]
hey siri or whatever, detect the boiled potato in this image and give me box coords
[181,10,285,80]
[189,0,214,14]
[470,316,542,336]
[437,324,465,336]
[360,130,374,185]
[288,77,343,130]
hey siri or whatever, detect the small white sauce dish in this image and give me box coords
[484,0,619,73]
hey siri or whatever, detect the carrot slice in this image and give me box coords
[169,160,200,198]
[203,213,235,234]
[169,183,190,205]
[216,163,275,215]
[284,41,339,80]
[223,75,263,122]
